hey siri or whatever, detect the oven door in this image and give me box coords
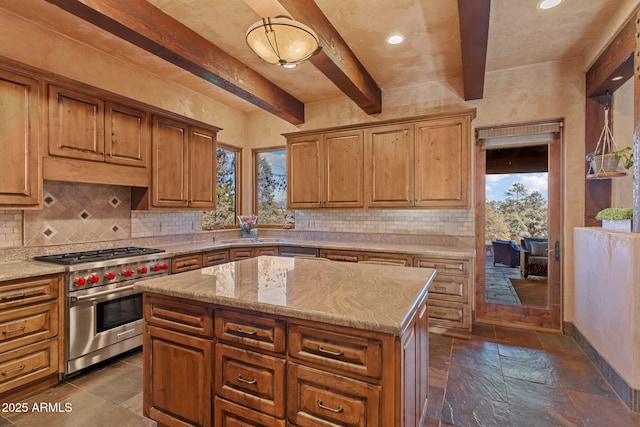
[67,283,143,374]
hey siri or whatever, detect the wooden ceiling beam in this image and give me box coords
[457,0,491,101]
[45,0,306,124]
[275,0,382,115]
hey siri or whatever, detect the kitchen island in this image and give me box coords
[134,255,435,427]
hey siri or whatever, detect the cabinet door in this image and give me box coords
[400,300,429,427]
[365,123,414,207]
[105,102,148,167]
[189,126,217,208]
[48,85,104,161]
[324,130,364,207]
[414,116,470,208]
[287,135,323,208]
[144,325,212,427]
[152,115,189,207]
[0,69,40,207]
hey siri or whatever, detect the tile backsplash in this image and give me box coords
[0,211,21,248]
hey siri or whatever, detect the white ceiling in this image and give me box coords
[0,0,631,114]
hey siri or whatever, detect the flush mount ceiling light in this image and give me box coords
[538,0,563,10]
[246,16,321,68]
[387,34,404,45]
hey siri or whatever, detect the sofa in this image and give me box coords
[491,240,520,268]
[520,237,548,278]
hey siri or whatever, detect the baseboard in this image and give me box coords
[565,322,639,413]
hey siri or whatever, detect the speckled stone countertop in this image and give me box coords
[0,260,65,282]
[135,256,435,335]
[158,237,474,258]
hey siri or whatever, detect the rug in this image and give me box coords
[509,277,548,308]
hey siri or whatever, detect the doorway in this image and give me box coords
[474,122,562,331]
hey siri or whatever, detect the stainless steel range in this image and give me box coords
[34,247,171,375]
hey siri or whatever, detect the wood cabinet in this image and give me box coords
[143,294,213,427]
[0,275,62,400]
[203,249,230,266]
[320,249,413,266]
[230,246,279,261]
[287,129,364,208]
[48,86,149,167]
[143,295,429,427]
[0,67,41,208]
[414,256,472,331]
[171,253,203,274]
[147,115,218,209]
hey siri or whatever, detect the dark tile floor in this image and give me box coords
[2,325,640,426]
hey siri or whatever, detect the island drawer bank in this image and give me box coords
[162,238,473,332]
[135,256,434,427]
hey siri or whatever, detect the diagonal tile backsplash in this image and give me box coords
[24,181,131,246]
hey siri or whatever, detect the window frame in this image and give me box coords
[252,145,294,229]
[202,142,242,230]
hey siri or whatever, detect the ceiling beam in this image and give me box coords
[274,0,382,115]
[45,0,306,124]
[457,0,491,100]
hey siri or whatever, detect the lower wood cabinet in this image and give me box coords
[230,247,278,260]
[0,274,62,400]
[143,294,429,427]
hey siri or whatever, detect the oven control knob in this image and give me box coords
[105,272,116,280]
[139,266,148,274]
[152,265,161,272]
[124,269,134,277]
[75,277,87,287]
[89,275,100,284]
[161,263,169,270]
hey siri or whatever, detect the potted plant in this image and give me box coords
[595,207,633,231]
[586,146,634,173]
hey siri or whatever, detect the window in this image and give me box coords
[202,143,241,229]
[253,147,294,227]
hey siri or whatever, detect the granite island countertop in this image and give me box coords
[134,255,435,335]
[0,260,65,282]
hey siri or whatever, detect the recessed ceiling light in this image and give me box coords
[387,34,404,45]
[538,0,563,10]
[611,75,624,81]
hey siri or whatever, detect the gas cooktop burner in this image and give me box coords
[34,246,165,265]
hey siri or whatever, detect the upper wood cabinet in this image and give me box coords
[150,115,217,209]
[365,123,415,207]
[285,110,474,210]
[287,129,364,209]
[48,85,149,168]
[414,116,470,208]
[0,67,41,208]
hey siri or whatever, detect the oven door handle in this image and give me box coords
[70,284,137,303]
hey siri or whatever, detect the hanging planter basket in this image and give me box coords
[586,105,628,179]
[589,153,620,174]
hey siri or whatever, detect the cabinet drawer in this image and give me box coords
[427,300,471,330]
[428,274,469,302]
[319,250,359,262]
[171,254,203,273]
[413,256,469,275]
[144,294,213,338]
[287,363,380,427]
[230,248,253,260]
[253,247,278,257]
[203,249,229,266]
[288,324,382,379]
[215,309,285,354]
[0,276,58,310]
[214,397,285,427]
[360,253,412,266]
[0,301,58,354]
[215,343,286,418]
[0,339,58,394]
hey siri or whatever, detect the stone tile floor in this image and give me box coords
[2,325,639,426]
[485,256,531,306]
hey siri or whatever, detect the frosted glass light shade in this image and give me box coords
[246,17,320,67]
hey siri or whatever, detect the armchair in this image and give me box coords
[520,237,548,278]
[491,240,520,268]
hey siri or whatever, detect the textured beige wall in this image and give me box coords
[612,78,634,207]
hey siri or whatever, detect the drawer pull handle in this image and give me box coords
[1,292,26,301]
[318,345,344,357]
[2,326,26,335]
[236,327,257,335]
[317,400,344,413]
[236,374,257,385]
[2,365,25,376]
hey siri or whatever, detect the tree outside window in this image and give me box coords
[202,143,241,229]
[253,147,294,227]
